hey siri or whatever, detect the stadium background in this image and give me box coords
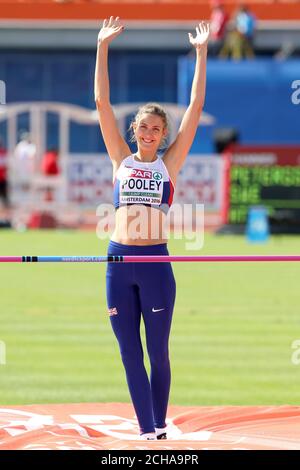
[1,1,300,154]
[1,0,300,450]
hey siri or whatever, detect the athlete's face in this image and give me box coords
[134,114,167,152]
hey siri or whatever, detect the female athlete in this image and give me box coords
[94,16,209,440]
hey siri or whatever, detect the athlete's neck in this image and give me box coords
[134,151,158,163]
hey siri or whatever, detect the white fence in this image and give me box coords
[8,153,225,228]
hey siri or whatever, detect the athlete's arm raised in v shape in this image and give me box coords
[163,21,210,182]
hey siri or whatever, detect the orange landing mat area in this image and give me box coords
[1,403,300,450]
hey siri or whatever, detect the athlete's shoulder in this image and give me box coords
[121,154,133,164]
[115,154,133,171]
[160,155,172,176]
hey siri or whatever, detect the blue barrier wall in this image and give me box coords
[1,51,299,154]
[0,49,179,152]
[178,57,300,153]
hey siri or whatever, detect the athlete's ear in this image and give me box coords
[160,127,168,147]
[162,127,168,137]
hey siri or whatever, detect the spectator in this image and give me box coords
[0,137,8,207]
[41,148,60,176]
[209,1,229,56]
[235,4,256,58]
[41,147,60,202]
[14,131,36,187]
[219,4,256,60]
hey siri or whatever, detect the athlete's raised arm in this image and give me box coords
[94,16,131,168]
[163,21,210,180]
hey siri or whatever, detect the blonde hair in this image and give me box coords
[128,103,169,149]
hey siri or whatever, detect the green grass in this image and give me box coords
[1,229,300,406]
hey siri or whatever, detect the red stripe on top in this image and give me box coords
[168,180,175,207]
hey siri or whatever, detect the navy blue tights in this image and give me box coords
[106,240,176,434]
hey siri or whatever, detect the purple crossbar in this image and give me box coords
[1,255,300,263]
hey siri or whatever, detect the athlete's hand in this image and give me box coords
[98,16,124,45]
[188,21,210,49]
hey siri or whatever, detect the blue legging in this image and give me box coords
[106,240,176,434]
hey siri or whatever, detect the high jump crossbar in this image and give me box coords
[0,255,300,263]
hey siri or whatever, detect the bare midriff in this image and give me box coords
[111,205,168,245]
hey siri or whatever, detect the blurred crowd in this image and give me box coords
[0,132,60,210]
[0,137,7,208]
[209,1,256,59]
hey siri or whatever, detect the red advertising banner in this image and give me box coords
[231,145,300,167]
